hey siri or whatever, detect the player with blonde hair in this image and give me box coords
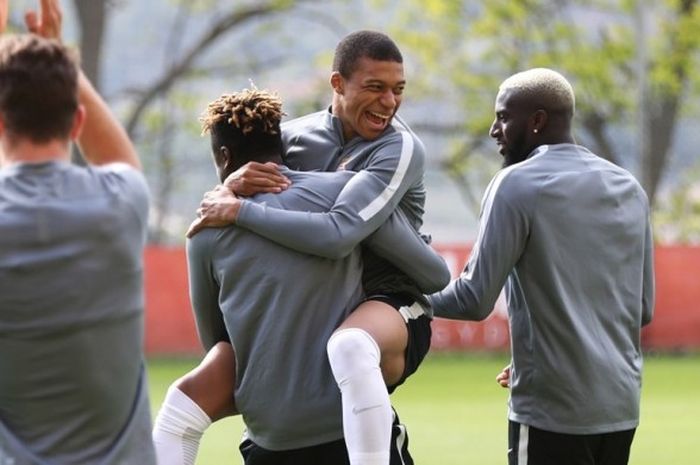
[427,67,654,465]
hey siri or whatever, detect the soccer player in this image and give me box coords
[153,88,448,464]
[186,31,437,465]
[0,1,155,464]
[426,68,655,465]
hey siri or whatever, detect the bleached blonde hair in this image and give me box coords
[499,68,575,115]
[200,88,284,136]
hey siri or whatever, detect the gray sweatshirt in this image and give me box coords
[188,168,446,450]
[429,144,654,434]
[0,162,155,465]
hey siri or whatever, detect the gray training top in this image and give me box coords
[0,161,155,465]
[188,167,446,451]
[429,144,655,434]
[235,109,447,306]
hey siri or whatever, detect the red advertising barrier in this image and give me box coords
[143,245,700,355]
[144,247,201,355]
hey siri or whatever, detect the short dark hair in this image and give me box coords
[200,88,284,165]
[0,34,79,143]
[332,30,403,78]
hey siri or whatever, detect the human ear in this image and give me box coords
[531,109,547,134]
[69,105,86,140]
[330,72,344,95]
[220,146,233,171]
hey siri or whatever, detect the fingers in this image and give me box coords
[224,161,290,195]
[495,365,511,388]
[0,0,8,34]
[41,0,63,40]
[186,217,203,238]
[24,0,62,40]
[24,10,39,34]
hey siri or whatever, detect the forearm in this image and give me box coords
[236,169,408,258]
[187,237,228,350]
[76,72,140,169]
[237,200,372,259]
[428,274,498,321]
[365,211,450,293]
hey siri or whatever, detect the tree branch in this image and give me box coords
[125,1,305,138]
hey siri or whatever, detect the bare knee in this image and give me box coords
[334,302,408,386]
[175,341,239,421]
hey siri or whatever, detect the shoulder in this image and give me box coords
[88,163,150,219]
[187,227,230,261]
[92,162,147,187]
[483,161,539,210]
[96,162,148,189]
[374,124,426,165]
[281,110,328,134]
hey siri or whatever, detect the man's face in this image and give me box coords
[332,57,405,141]
[489,89,535,167]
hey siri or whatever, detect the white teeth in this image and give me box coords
[368,111,389,120]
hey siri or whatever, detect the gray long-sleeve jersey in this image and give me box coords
[188,167,446,451]
[0,161,155,465]
[429,144,654,435]
[236,110,443,307]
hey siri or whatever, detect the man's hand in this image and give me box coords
[496,365,511,388]
[25,0,62,40]
[224,161,290,197]
[186,185,242,238]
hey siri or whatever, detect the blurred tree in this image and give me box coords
[73,0,109,86]
[123,0,312,139]
[384,0,700,212]
[71,0,113,165]
[116,0,322,242]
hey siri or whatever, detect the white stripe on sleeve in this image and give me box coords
[358,132,414,222]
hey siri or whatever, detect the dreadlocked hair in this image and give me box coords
[200,88,284,137]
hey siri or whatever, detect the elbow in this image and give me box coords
[417,267,452,294]
[471,308,492,322]
[434,266,452,290]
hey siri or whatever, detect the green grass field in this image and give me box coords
[147,353,700,465]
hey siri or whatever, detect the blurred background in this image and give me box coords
[8,0,700,246]
[5,0,693,352]
[5,1,700,462]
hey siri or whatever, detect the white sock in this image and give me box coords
[152,386,212,465]
[327,328,392,465]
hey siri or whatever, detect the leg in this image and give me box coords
[152,341,238,465]
[240,437,350,465]
[509,420,597,465]
[596,429,635,465]
[326,299,408,465]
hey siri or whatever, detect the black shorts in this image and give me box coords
[508,420,636,465]
[239,409,413,465]
[365,293,432,394]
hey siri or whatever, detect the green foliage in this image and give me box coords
[384,0,700,225]
[654,165,700,244]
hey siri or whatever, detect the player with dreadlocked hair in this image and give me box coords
[201,88,285,181]
[153,88,448,465]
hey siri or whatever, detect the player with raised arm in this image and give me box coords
[0,1,155,464]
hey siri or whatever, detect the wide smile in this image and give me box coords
[364,110,391,129]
